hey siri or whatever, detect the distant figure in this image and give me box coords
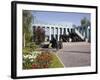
[59,38,63,49]
[56,40,59,50]
[50,37,57,48]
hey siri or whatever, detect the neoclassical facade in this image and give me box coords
[32,23,91,42]
[32,23,73,41]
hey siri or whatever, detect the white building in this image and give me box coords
[32,23,73,41]
[32,23,91,42]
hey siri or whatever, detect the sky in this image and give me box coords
[32,11,90,26]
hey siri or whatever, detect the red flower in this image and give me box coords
[32,64,38,68]
[43,64,48,68]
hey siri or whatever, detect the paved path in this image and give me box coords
[56,42,91,67]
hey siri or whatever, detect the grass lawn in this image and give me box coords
[50,53,64,68]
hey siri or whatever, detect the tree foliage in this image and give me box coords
[81,17,90,27]
[34,27,45,44]
[23,10,33,46]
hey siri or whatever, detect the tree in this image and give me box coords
[81,17,90,27]
[34,27,45,44]
[23,10,33,47]
[80,17,91,39]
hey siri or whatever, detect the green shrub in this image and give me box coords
[23,42,38,55]
[23,57,33,69]
[26,42,38,51]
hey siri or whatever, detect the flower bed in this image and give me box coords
[33,51,52,68]
[23,50,64,69]
[23,51,42,69]
[23,51,53,69]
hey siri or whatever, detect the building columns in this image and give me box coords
[62,28,64,35]
[66,28,68,35]
[49,27,51,40]
[58,28,60,41]
[54,27,56,38]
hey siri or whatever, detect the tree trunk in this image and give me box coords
[24,33,25,48]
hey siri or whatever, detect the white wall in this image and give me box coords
[0,0,99,80]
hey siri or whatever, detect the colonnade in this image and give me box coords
[33,24,72,41]
[32,24,91,42]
